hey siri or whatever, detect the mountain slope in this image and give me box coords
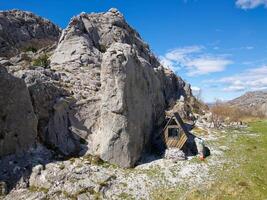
[228,91,267,117]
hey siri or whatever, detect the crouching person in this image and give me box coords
[194,137,208,160]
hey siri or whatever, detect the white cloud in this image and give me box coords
[236,0,267,9]
[245,46,254,50]
[185,56,232,76]
[165,45,203,61]
[227,46,255,51]
[191,86,200,91]
[160,46,232,76]
[222,85,246,92]
[191,86,201,96]
[208,65,267,92]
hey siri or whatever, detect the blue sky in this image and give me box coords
[1,0,267,102]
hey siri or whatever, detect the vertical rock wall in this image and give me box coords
[0,67,37,157]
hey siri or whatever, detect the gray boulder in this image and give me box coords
[0,67,37,157]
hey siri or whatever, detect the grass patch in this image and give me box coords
[117,192,135,200]
[142,166,162,178]
[84,154,105,165]
[151,120,267,200]
[29,186,49,194]
[83,154,115,168]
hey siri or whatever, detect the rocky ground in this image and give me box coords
[2,123,263,200]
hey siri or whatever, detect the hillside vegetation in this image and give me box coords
[210,100,266,127]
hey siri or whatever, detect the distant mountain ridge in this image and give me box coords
[227,91,267,117]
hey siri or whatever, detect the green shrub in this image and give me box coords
[24,46,38,53]
[32,54,50,68]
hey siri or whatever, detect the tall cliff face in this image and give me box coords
[50,8,196,167]
[0,10,61,57]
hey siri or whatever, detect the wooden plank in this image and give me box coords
[173,112,184,125]
[173,112,187,133]
[163,117,173,132]
[167,125,180,129]
[168,139,175,147]
[166,134,187,148]
[172,140,178,147]
[176,134,187,149]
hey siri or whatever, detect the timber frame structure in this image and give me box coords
[162,112,188,149]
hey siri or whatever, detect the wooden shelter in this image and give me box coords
[162,112,188,149]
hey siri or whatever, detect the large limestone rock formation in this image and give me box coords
[95,43,166,166]
[0,10,61,57]
[50,8,196,167]
[0,8,198,167]
[0,67,37,157]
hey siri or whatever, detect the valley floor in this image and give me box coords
[2,121,267,200]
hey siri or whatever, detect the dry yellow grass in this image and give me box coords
[210,100,266,126]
